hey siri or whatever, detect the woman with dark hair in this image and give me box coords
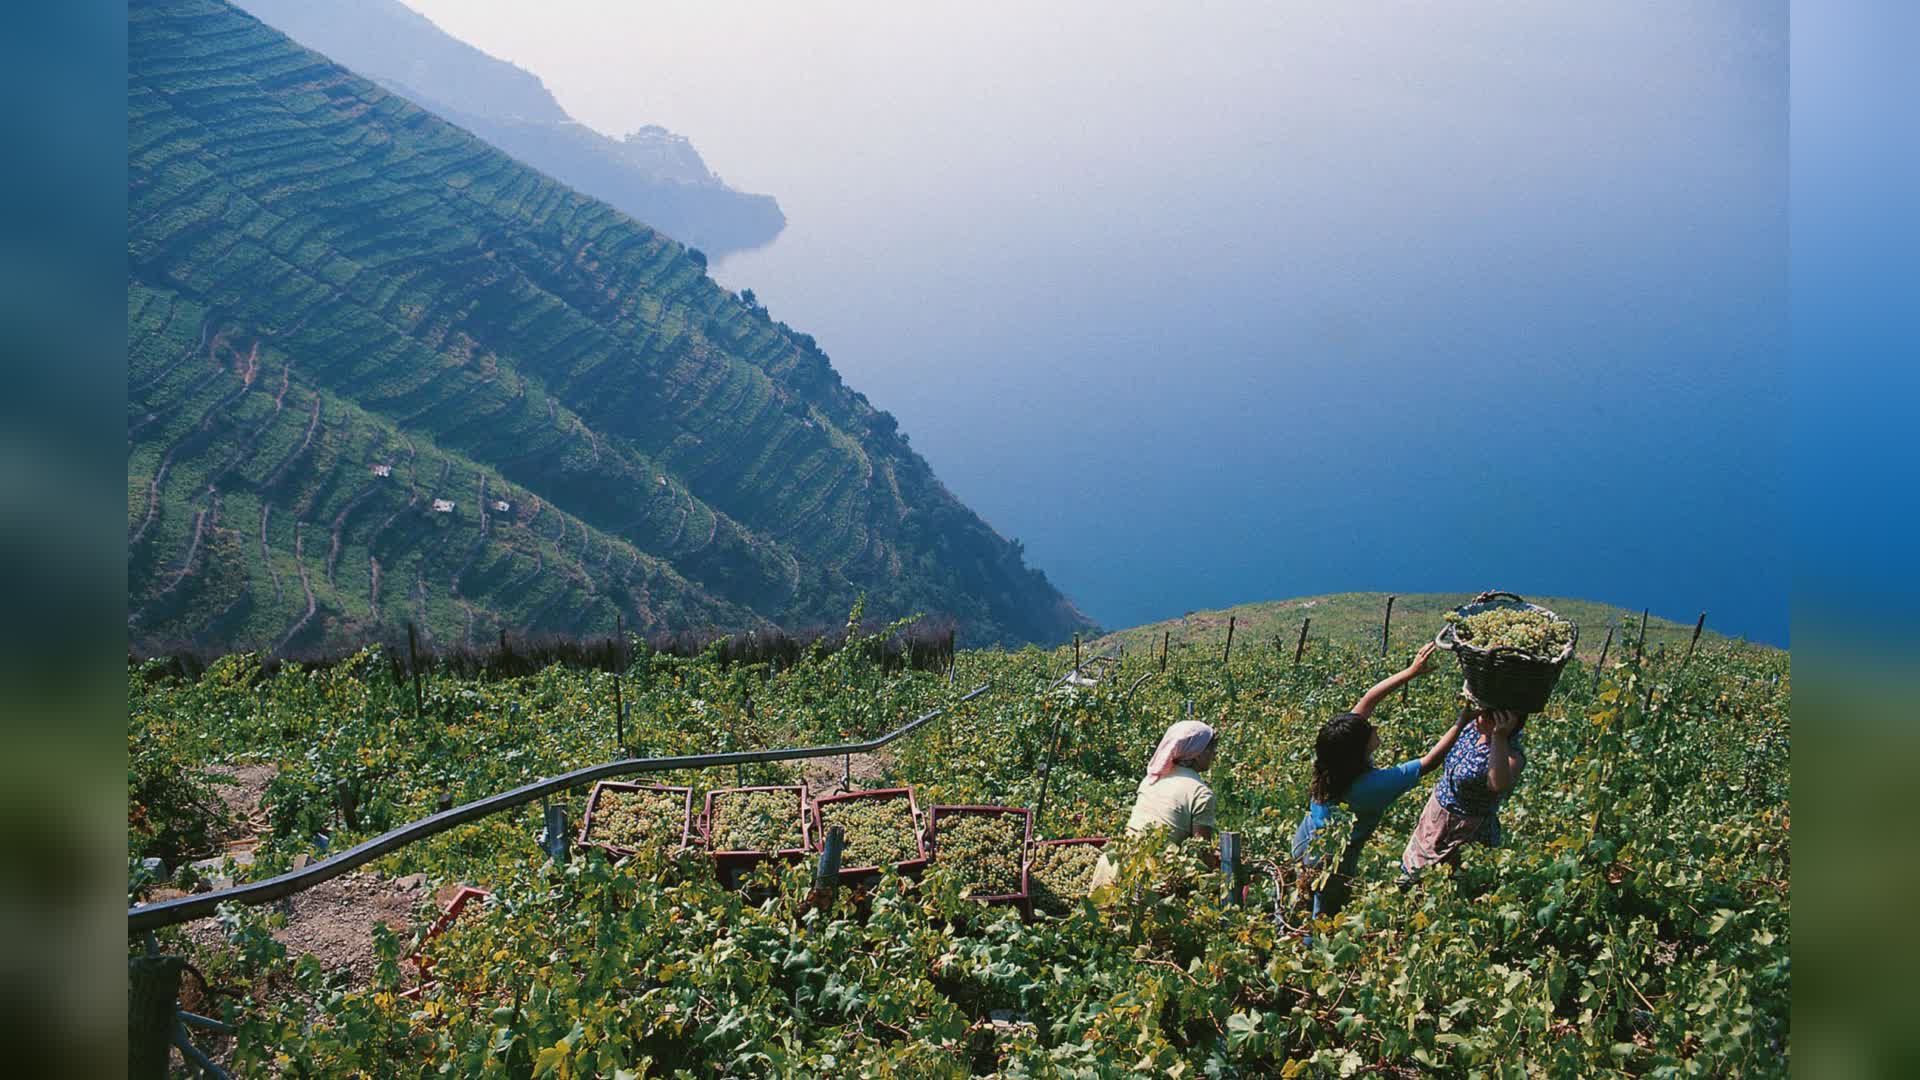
[1291,643,1468,918]
[1399,705,1528,879]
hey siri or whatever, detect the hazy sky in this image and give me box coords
[400,1,1787,640]
[400,2,1780,210]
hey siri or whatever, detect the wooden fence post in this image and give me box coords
[1594,626,1615,674]
[1222,616,1235,667]
[1633,608,1650,665]
[1683,612,1707,666]
[407,621,424,718]
[1160,631,1170,674]
[334,778,360,831]
[1381,595,1396,658]
[1032,690,1074,840]
[808,825,845,910]
[1074,633,1082,671]
[129,952,186,1080]
[1295,617,1311,664]
[613,615,626,752]
[1220,831,1244,906]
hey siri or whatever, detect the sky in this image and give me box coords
[401,0,1787,643]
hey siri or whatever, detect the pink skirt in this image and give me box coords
[1400,791,1491,876]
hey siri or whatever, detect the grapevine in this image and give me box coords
[128,629,1789,1076]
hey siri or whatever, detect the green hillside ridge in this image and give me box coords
[231,0,785,258]
[1094,592,1755,663]
[127,0,1088,654]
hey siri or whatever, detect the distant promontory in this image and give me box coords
[234,0,785,259]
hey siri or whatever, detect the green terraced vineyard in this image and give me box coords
[127,0,1088,655]
[131,614,1789,1075]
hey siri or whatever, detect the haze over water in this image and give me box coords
[407,1,1787,643]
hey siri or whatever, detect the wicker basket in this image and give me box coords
[1434,592,1578,713]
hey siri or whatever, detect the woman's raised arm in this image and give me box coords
[1351,642,1437,719]
[1486,711,1526,792]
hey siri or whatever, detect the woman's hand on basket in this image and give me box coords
[1472,589,1499,604]
[1486,710,1524,738]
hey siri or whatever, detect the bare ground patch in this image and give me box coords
[184,871,431,989]
[206,762,276,847]
[800,750,893,795]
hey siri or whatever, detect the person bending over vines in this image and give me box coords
[1399,702,1528,880]
[1291,642,1467,919]
[1087,719,1219,892]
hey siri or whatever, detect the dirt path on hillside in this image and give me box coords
[207,763,276,849]
[181,871,429,986]
[164,764,445,992]
[801,750,893,795]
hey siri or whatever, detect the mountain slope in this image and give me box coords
[231,0,784,258]
[1093,592,1755,663]
[127,0,1088,653]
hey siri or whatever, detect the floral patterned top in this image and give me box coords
[1434,726,1525,844]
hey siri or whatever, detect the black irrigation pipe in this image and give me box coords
[130,659,1092,934]
[131,682,997,933]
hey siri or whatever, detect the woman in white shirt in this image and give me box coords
[1087,719,1219,891]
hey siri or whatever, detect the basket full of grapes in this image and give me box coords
[925,805,1032,905]
[705,785,812,885]
[578,782,694,857]
[1025,836,1106,916]
[1435,592,1579,713]
[812,787,929,881]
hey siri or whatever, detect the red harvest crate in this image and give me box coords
[705,784,813,886]
[810,787,929,880]
[400,885,490,1001]
[577,781,694,857]
[924,805,1034,904]
[1024,836,1109,914]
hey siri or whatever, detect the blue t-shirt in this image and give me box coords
[1292,758,1422,877]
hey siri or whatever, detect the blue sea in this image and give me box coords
[425,1,1791,644]
[704,5,1788,643]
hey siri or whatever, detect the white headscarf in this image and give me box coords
[1144,719,1216,784]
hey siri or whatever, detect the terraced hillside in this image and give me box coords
[127,0,1088,653]
[231,0,786,258]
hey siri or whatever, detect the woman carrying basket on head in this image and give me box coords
[1398,704,1528,879]
[1087,719,1219,892]
[1291,642,1469,919]
[1399,590,1542,879]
